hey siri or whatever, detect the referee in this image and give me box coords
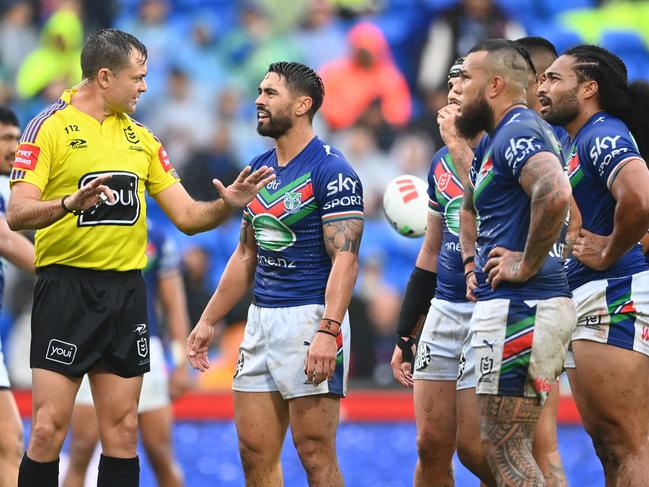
[7,29,273,487]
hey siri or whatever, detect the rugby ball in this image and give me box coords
[382,175,428,238]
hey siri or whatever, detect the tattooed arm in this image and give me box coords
[573,159,649,270]
[187,220,257,371]
[460,185,478,301]
[484,152,571,289]
[305,218,364,384]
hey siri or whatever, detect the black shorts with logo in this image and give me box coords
[31,265,150,378]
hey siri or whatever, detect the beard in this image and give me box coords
[455,93,493,139]
[541,86,580,127]
[257,109,293,138]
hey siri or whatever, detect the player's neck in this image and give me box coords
[565,107,604,138]
[490,100,527,133]
[274,126,316,166]
[70,82,115,124]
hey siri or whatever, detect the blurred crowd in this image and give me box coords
[0,0,644,388]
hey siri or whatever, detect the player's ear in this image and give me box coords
[295,96,313,117]
[97,68,111,88]
[488,75,505,99]
[581,79,599,102]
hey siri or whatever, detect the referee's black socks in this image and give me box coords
[18,453,59,486]
[98,454,140,487]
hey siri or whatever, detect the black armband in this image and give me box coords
[396,267,437,337]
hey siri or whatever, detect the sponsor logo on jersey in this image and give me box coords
[14,143,40,170]
[46,339,77,365]
[322,195,362,211]
[68,138,87,149]
[504,137,541,167]
[252,214,296,251]
[589,135,629,176]
[78,171,140,226]
[326,173,359,196]
[158,146,174,172]
[257,254,296,268]
[124,125,140,144]
[284,191,302,214]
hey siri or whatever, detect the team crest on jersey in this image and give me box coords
[123,125,140,144]
[284,191,302,214]
[437,172,451,191]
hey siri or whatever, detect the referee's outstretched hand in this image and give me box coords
[66,174,115,212]
[186,319,215,372]
[213,165,275,209]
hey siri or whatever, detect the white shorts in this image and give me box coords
[76,335,169,413]
[412,298,476,390]
[470,297,576,403]
[232,303,351,399]
[566,271,649,368]
[0,338,10,388]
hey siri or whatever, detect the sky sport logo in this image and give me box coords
[46,339,77,365]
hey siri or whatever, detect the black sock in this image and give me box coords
[18,452,59,487]
[97,454,140,487]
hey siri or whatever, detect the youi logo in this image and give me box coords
[46,339,77,365]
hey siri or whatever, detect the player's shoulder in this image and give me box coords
[577,113,630,144]
[247,147,276,169]
[124,115,161,145]
[313,139,357,176]
[21,98,69,144]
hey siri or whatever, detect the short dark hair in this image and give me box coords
[267,61,325,121]
[468,39,531,89]
[0,106,19,127]
[515,37,558,60]
[80,28,148,79]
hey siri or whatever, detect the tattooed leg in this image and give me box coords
[479,395,545,487]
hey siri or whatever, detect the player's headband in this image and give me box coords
[448,57,464,80]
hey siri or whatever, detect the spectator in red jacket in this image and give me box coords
[320,22,411,132]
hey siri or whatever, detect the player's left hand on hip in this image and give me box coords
[304,332,337,385]
[484,246,528,289]
[572,228,611,271]
[213,165,276,209]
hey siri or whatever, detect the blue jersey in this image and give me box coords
[565,112,648,289]
[143,221,181,338]
[427,147,466,301]
[244,137,364,307]
[0,195,6,310]
[470,107,569,300]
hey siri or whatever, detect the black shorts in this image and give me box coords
[30,265,150,378]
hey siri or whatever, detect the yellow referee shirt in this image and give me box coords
[9,89,180,271]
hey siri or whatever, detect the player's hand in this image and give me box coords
[465,271,477,302]
[437,104,462,146]
[390,342,415,388]
[65,174,115,212]
[572,228,612,271]
[169,364,192,400]
[484,247,531,289]
[213,165,275,209]
[304,332,337,385]
[186,320,216,372]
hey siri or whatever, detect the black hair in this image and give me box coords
[515,37,558,60]
[469,38,532,80]
[81,28,148,79]
[0,106,19,127]
[267,61,325,121]
[564,44,649,160]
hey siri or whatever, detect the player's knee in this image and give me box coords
[591,435,624,471]
[0,424,23,464]
[143,441,172,469]
[31,413,67,449]
[293,430,333,466]
[416,427,454,465]
[456,436,484,472]
[103,410,139,450]
[238,435,274,472]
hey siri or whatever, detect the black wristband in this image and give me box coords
[463,255,475,267]
[316,329,338,338]
[396,267,437,337]
[464,270,475,282]
[396,336,415,364]
[61,195,74,214]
